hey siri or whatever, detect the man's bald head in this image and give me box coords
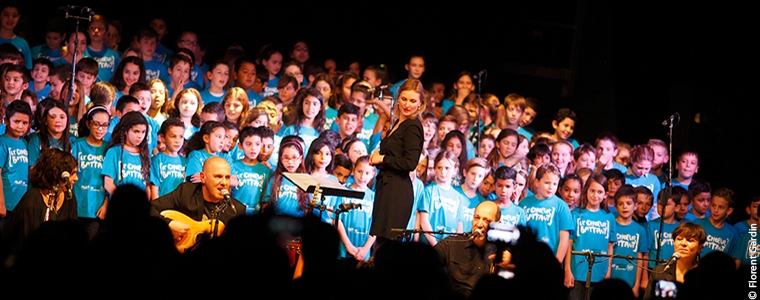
[203,156,230,173]
[475,201,501,222]
[201,156,231,202]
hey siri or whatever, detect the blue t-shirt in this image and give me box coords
[693,217,739,258]
[0,35,32,69]
[0,134,29,211]
[144,59,168,81]
[455,185,486,232]
[245,89,262,108]
[199,88,226,105]
[149,152,187,198]
[611,220,648,288]
[29,82,51,101]
[569,208,617,283]
[519,194,575,255]
[417,182,469,242]
[71,137,108,218]
[87,46,120,82]
[324,107,338,132]
[263,175,304,218]
[329,112,378,151]
[498,202,527,227]
[731,228,759,267]
[280,125,320,155]
[231,160,272,215]
[262,76,280,97]
[31,44,62,64]
[186,149,220,178]
[336,186,375,260]
[27,132,65,167]
[154,44,172,64]
[645,219,681,268]
[102,146,148,191]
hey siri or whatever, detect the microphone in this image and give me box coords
[473,69,487,79]
[662,112,678,126]
[82,7,96,15]
[469,229,484,240]
[61,171,73,199]
[662,252,681,271]
[220,189,231,201]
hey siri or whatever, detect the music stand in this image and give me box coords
[282,173,365,225]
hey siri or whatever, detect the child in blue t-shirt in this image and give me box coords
[136,28,167,81]
[519,163,574,262]
[565,174,617,300]
[149,118,187,199]
[184,121,227,182]
[280,88,325,155]
[641,189,681,291]
[230,126,271,215]
[30,58,54,101]
[262,137,308,218]
[492,166,526,227]
[0,101,32,217]
[455,158,490,231]
[610,186,648,296]
[72,106,110,221]
[200,61,229,105]
[102,112,151,199]
[693,188,739,257]
[625,145,662,220]
[336,155,376,260]
[86,15,120,83]
[28,100,72,168]
[418,150,469,246]
[0,5,32,69]
[231,57,260,107]
[259,46,282,98]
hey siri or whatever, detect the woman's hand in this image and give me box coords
[369,151,384,166]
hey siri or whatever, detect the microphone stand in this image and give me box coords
[62,6,92,104]
[475,72,484,155]
[390,228,467,241]
[656,113,678,265]
[571,251,666,300]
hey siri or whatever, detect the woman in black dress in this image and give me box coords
[2,149,79,259]
[369,79,426,244]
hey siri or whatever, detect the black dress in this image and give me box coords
[369,117,423,241]
[2,188,78,255]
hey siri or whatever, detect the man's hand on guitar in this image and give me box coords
[169,220,190,241]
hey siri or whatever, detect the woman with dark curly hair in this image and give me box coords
[2,148,79,257]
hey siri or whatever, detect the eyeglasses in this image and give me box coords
[294,46,309,52]
[179,40,198,46]
[90,122,109,129]
[282,156,302,162]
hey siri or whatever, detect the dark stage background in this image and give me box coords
[11,1,756,221]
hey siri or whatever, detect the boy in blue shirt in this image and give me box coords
[2,64,30,106]
[335,102,359,141]
[671,149,700,190]
[0,4,32,69]
[595,132,628,173]
[519,163,574,263]
[734,196,759,233]
[492,166,526,227]
[641,189,681,291]
[686,179,711,221]
[30,18,65,64]
[0,100,32,220]
[233,57,261,106]
[551,108,579,149]
[136,28,166,81]
[86,15,120,83]
[390,55,425,98]
[150,118,187,199]
[610,185,648,296]
[29,58,54,100]
[693,187,739,257]
[230,126,271,214]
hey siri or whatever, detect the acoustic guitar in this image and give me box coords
[160,210,226,253]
